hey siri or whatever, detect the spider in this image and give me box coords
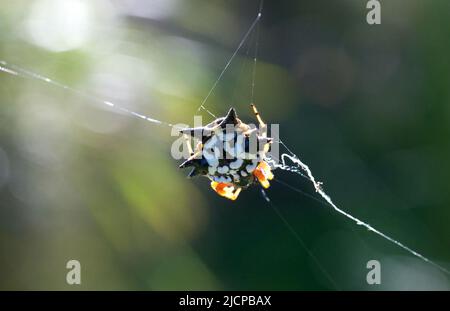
[179,104,274,200]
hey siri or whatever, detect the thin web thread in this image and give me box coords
[250,1,262,104]
[269,139,450,276]
[196,3,263,118]
[0,60,179,129]
[230,31,254,106]
[261,189,340,290]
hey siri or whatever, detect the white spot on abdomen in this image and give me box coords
[230,159,243,169]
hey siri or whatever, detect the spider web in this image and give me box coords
[187,0,450,280]
[1,0,449,285]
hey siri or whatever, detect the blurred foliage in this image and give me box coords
[0,0,450,290]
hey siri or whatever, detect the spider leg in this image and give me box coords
[250,104,273,154]
[179,141,203,174]
[250,103,267,137]
[210,182,242,200]
[253,160,274,189]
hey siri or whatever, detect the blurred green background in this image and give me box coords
[1,0,449,290]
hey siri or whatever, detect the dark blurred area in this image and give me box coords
[0,0,449,290]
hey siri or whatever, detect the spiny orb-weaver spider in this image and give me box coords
[179,104,274,200]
